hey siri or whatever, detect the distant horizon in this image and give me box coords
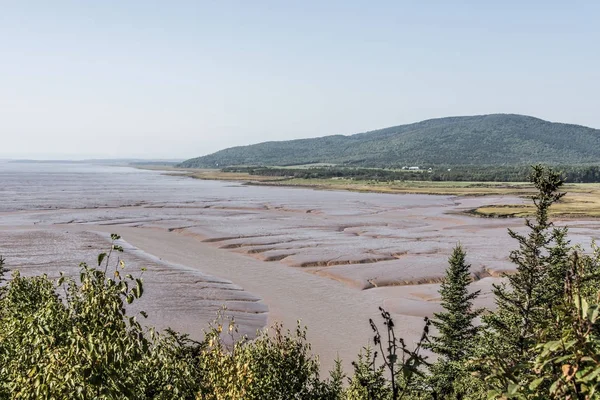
[3,112,599,161]
[0,157,185,161]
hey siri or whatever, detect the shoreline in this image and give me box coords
[135,165,600,219]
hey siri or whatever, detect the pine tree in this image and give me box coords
[424,245,484,399]
[481,165,573,396]
[485,165,567,357]
[427,245,481,362]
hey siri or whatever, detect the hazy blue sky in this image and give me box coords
[1,1,599,159]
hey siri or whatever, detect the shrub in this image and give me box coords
[0,235,200,399]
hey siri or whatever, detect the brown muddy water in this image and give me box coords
[1,161,599,371]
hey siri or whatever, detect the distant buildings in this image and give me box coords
[401,166,432,172]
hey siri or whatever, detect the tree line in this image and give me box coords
[223,164,600,183]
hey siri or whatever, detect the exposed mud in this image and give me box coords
[1,161,598,371]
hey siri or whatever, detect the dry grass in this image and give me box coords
[473,190,600,219]
[250,178,539,196]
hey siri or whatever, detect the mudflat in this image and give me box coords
[1,162,598,371]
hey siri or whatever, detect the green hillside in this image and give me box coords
[179,114,600,168]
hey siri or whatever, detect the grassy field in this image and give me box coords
[136,166,600,219]
[261,178,535,196]
[473,189,600,219]
[259,179,600,219]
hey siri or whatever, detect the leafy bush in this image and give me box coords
[197,318,332,399]
[0,234,200,399]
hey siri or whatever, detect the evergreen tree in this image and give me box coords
[481,165,572,396]
[425,245,482,399]
[427,245,481,361]
[485,165,566,357]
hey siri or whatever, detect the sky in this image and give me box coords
[1,1,599,159]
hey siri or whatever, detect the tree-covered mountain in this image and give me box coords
[179,114,600,168]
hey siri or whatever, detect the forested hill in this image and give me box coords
[180,114,600,168]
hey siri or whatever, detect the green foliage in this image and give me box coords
[532,282,600,399]
[483,166,567,360]
[197,317,329,399]
[426,360,487,400]
[346,346,392,400]
[427,245,481,362]
[425,245,482,399]
[486,245,600,399]
[0,234,200,399]
[179,114,600,169]
[326,358,347,400]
